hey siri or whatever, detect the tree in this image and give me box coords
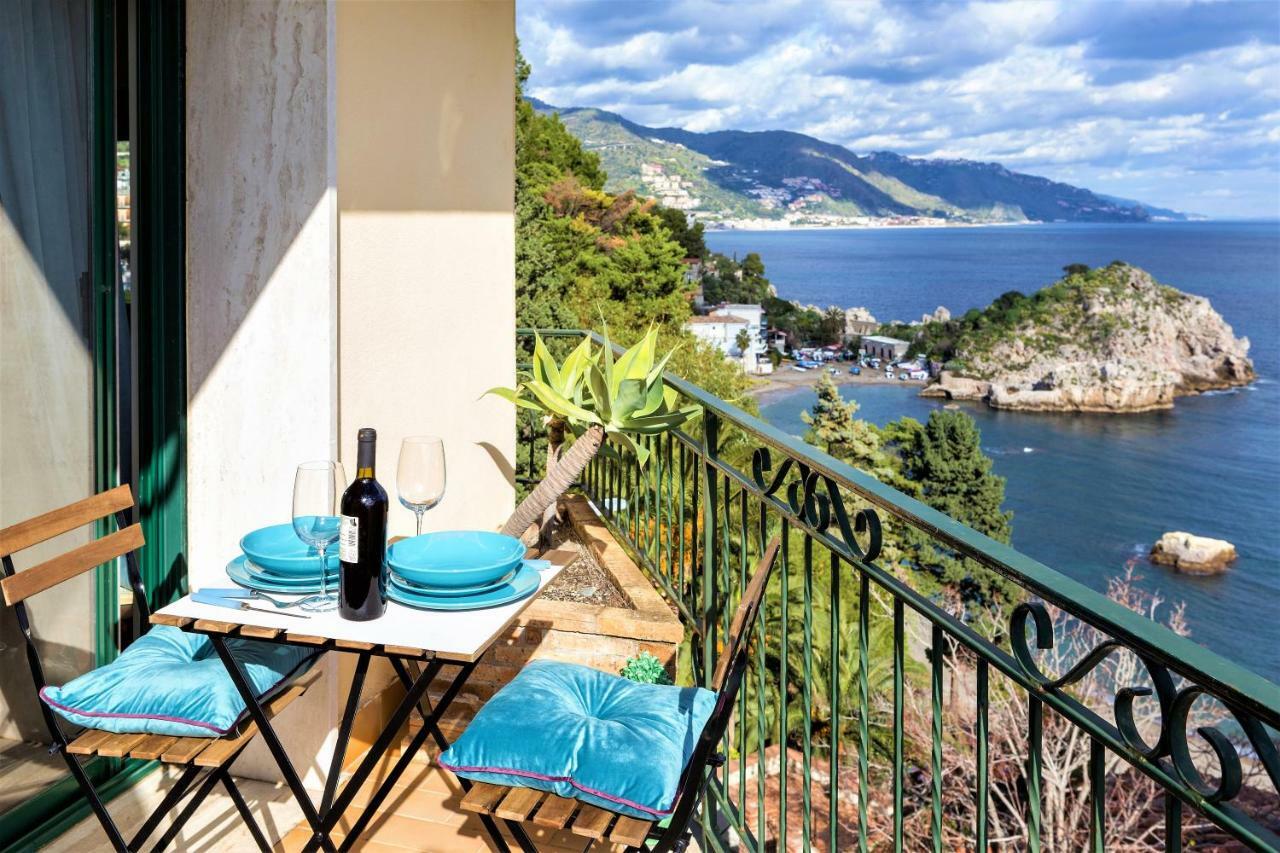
[885,410,1016,603]
[655,206,707,259]
[1063,263,1090,276]
[734,327,751,356]
[801,375,896,481]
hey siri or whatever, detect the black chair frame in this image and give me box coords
[0,486,273,852]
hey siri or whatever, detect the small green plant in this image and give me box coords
[488,326,701,541]
[619,651,673,685]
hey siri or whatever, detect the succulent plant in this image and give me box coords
[488,327,700,541]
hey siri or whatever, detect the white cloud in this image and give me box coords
[518,0,1280,216]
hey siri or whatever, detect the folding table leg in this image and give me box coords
[221,770,273,852]
[322,651,371,815]
[388,658,539,853]
[298,658,444,853]
[210,635,339,853]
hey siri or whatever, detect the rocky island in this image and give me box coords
[899,262,1254,413]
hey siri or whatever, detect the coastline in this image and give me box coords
[750,366,927,405]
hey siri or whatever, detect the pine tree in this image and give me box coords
[802,375,898,483]
[887,410,1017,603]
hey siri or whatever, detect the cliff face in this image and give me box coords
[921,265,1254,413]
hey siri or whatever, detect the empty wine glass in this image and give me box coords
[397,436,446,536]
[292,460,345,612]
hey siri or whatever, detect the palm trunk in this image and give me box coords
[502,423,605,543]
[540,417,567,540]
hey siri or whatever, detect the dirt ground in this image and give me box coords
[539,521,630,608]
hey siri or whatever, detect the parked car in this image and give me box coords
[791,365,809,372]
[849,366,861,375]
[898,372,908,381]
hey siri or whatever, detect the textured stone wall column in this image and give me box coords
[186,0,338,786]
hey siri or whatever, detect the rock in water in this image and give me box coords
[1150,531,1237,574]
[918,263,1254,413]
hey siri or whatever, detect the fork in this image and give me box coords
[249,590,325,610]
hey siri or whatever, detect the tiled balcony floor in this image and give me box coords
[275,742,623,853]
[43,764,305,852]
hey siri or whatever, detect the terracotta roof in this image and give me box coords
[687,314,748,325]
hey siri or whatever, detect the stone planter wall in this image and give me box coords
[421,494,684,737]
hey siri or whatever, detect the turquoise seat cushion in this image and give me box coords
[439,660,716,820]
[40,626,317,737]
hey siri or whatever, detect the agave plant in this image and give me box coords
[489,327,700,542]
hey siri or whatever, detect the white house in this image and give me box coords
[685,310,773,375]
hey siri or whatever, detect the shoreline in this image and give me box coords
[750,367,927,405]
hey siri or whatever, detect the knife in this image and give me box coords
[191,590,309,618]
[196,587,254,599]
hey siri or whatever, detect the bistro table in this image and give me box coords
[149,548,574,853]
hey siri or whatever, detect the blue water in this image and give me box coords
[708,222,1280,681]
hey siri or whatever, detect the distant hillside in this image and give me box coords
[531,100,1186,226]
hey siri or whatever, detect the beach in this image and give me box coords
[750,364,927,404]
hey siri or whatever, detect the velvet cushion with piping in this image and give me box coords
[40,626,317,737]
[439,660,716,820]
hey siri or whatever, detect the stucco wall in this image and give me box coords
[185,0,339,785]
[336,0,516,536]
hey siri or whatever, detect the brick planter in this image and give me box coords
[422,494,685,735]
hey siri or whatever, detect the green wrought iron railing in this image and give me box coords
[517,330,1280,852]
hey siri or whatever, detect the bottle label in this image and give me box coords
[339,515,359,562]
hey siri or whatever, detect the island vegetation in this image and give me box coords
[878,262,1255,412]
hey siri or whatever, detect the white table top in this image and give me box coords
[154,558,566,663]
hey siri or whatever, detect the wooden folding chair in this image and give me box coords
[0,484,319,852]
[457,535,782,852]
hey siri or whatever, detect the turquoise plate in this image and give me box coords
[388,531,525,588]
[226,556,337,594]
[387,563,539,611]
[240,523,338,576]
[240,558,338,585]
[389,565,519,598]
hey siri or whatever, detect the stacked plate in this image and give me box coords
[387,531,537,611]
[227,523,339,593]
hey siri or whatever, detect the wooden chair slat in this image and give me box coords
[128,735,179,760]
[609,816,652,847]
[192,618,240,635]
[0,484,133,558]
[570,804,615,839]
[334,639,375,652]
[160,736,214,764]
[532,794,577,829]
[96,733,149,758]
[460,782,510,815]
[149,613,192,628]
[237,624,281,640]
[2,524,144,606]
[66,729,116,756]
[494,786,543,821]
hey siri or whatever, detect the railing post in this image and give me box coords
[700,408,720,849]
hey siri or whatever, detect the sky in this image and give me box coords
[517,0,1280,218]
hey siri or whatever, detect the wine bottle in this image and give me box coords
[339,427,388,621]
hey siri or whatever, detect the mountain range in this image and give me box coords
[531,99,1195,226]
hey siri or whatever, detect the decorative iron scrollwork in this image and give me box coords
[1010,601,1278,811]
[751,447,882,562]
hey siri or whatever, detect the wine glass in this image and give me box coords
[292,460,345,612]
[397,436,446,536]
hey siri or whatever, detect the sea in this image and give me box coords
[707,221,1280,683]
